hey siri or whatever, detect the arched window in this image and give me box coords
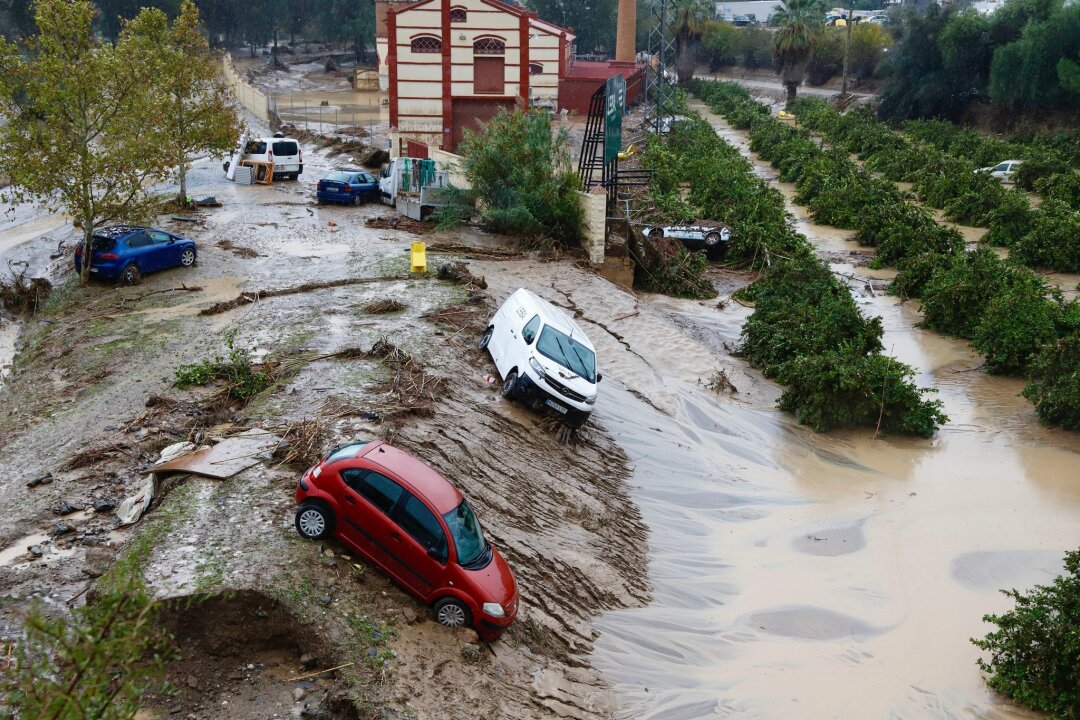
[473,37,505,55]
[450,6,467,22]
[410,35,441,53]
[528,63,543,75]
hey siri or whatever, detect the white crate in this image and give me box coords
[233,165,254,185]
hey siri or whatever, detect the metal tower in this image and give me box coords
[645,0,676,134]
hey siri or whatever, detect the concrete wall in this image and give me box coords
[429,148,471,189]
[222,54,270,122]
[578,189,607,264]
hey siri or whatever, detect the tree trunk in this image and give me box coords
[178,166,188,206]
[79,216,93,287]
[785,81,798,109]
[675,36,696,87]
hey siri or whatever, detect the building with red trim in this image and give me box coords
[376,0,645,156]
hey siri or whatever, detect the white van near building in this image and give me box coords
[480,289,600,428]
[223,132,304,181]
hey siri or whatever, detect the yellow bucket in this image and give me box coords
[410,241,427,273]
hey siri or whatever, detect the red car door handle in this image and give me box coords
[344,495,356,504]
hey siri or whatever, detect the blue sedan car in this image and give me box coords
[74,225,197,285]
[316,169,379,206]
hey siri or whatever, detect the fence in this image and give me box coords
[222,53,271,123]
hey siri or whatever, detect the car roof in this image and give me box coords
[95,225,148,239]
[328,168,364,174]
[508,288,595,351]
[360,441,463,514]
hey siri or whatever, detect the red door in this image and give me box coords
[387,492,449,600]
[405,140,429,159]
[474,56,505,94]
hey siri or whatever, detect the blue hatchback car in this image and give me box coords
[73,225,197,285]
[316,170,379,206]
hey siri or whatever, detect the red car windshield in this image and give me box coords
[442,500,488,568]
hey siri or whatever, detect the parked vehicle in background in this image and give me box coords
[378,156,452,219]
[73,225,197,285]
[316,169,379,205]
[222,132,304,181]
[976,160,1023,183]
[294,440,519,640]
[642,222,733,259]
[480,288,600,428]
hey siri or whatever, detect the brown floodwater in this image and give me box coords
[583,101,1080,720]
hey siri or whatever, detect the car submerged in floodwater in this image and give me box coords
[642,222,733,259]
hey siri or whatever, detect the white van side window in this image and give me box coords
[522,315,540,344]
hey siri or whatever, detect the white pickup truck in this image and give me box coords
[378,157,452,220]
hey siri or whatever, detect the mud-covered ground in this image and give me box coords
[0,135,656,719]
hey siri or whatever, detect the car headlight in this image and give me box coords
[721,227,732,242]
[483,602,505,618]
[528,357,545,377]
[585,395,597,405]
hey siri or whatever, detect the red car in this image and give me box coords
[294,440,519,640]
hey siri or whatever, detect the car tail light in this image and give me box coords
[98,253,119,260]
[74,247,82,256]
[344,186,353,193]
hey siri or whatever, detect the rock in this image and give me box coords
[48,523,74,537]
[460,628,479,644]
[293,687,307,702]
[186,675,199,689]
[26,474,54,489]
[318,594,332,606]
[93,500,116,513]
[461,643,482,662]
[299,653,316,669]
[53,500,83,516]
[28,545,45,557]
[104,424,119,431]
[401,607,419,625]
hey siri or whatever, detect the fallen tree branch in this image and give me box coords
[199,275,413,316]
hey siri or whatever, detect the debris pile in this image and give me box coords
[436,261,487,290]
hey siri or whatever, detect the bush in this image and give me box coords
[1012,199,1080,272]
[1023,328,1080,429]
[777,350,947,436]
[972,549,1080,715]
[806,28,844,86]
[456,107,583,244]
[971,273,1062,375]
[738,26,774,69]
[849,22,892,79]
[920,246,1007,339]
[739,258,884,377]
[983,191,1035,246]
[173,331,270,400]
[1013,154,1073,191]
[700,20,742,69]
[6,574,172,719]
[890,250,958,299]
[1034,172,1080,210]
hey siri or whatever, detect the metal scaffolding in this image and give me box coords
[645,0,676,134]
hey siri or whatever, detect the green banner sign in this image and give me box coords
[604,74,626,165]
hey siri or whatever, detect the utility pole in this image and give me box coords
[840,3,854,99]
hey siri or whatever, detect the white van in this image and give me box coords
[223,132,304,181]
[480,289,600,427]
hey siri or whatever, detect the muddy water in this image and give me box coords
[584,102,1080,720]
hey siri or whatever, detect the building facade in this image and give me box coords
[384,0,575,155]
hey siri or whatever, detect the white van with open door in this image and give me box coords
[479,288,600,427]
[223,132,304,181]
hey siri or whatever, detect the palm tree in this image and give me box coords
[671,0,711,86]
[772,0,825,108]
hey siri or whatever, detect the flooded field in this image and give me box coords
[579,100,1080,720]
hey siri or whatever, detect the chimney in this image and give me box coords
[615,0,636,62]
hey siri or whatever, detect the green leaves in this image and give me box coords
[5,573,171,720]
[973,549,1080,716]
[456,108,583,245]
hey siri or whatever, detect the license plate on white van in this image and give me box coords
[545,399,568,414]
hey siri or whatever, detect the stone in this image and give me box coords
[49,523,74,537]
[292,687,307,702]
[186,675,199,689]
[53,500,83,516]
[318,594,332,606]
[28,545,45,557]
[401,607,419,625]
[299,653,315,668]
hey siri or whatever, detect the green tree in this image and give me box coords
[314,0,376,60]
[96,0,180,40]
[457,108,583,244]
[972,549,1080,715]
[0,0,170,286]
[5,575,172,719]
[988,2,1080,110]
[700,19,741,69]
[848,19,891,79]
[127,0,242,205]
[671,0,711,86]
[526,0,617,56]
[772,0,825,108]
[1023,326,1080,429]
[806,26,844,85]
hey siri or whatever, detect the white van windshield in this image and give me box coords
[537,326,596,382]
